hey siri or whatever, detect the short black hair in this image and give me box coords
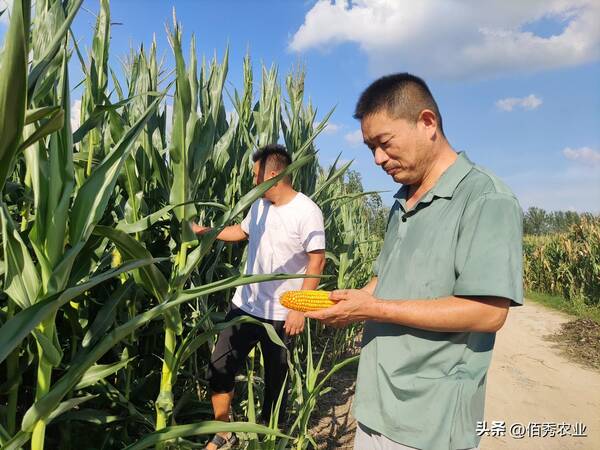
[354,73,444,135]
[252,144,292,175]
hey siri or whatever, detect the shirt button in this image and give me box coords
[401,216,407,222]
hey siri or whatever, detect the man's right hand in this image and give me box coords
[190,222,211,235]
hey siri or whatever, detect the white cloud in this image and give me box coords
[496,94,543,111]
[562,146,600,165]
[70,99,81,131]
[323,122,342,134]
[0,0,13,25]
[289,0,600,79]
[344,129,364,147]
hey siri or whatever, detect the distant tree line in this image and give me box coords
[522,207,598,235]
[342,174,597,239]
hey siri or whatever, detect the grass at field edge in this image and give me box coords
[525,290,600,324]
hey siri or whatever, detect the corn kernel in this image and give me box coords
[280,290,335,312]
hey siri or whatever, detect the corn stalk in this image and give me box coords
[0,2,383,448]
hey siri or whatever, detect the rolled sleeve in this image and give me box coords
[453,193,524,305]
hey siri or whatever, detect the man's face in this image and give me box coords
[252,160,277,197]
[361,110,432,186]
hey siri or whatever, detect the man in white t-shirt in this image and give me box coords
[192,144,326,450]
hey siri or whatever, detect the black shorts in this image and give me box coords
[206,307,292,421]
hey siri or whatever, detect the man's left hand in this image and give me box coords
[305,289,377,328]
[284,310,305,336]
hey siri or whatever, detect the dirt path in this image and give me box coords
[481,301,600,450]
[311,301,600,449]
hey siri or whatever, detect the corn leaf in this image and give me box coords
[0,258,161,365]
[1,430,31,450]
[311,158,353,201]
[25,105,61,124]
[124,421,288,450]
[69,95,163,245]
[32,328,63,367]
[46,394,98,424]
[28,0,83,97]
[93,226,169,301]
[0,203,40,310]
[115,202,190,234]
[49,409,122,425]
[75,358,135,390]
[82,279,134,348]
[18,108,64,152]
[20,273,306,433]
[0,0,30,191]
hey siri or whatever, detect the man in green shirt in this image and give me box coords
[306,73,523,450]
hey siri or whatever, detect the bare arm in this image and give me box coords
[285,249,326,335]
[306,290,510,333]
[300,249,326,290]
[191,223,248,242]
[367,295,509,332]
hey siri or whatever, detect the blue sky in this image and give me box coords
[1,0,599,212]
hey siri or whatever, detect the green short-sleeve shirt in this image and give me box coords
[354,152,523,450]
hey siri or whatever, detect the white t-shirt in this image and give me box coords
[231,192,326,320]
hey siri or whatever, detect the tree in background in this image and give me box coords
[523,207,597,235]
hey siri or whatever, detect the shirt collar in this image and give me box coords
[429,151,473,199]
[393,152,474,208]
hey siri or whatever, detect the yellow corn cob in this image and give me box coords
[111,248,122,268]
[280,290,335,312]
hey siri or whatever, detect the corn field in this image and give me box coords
[0,1,381,448]
[523,217,600,309]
